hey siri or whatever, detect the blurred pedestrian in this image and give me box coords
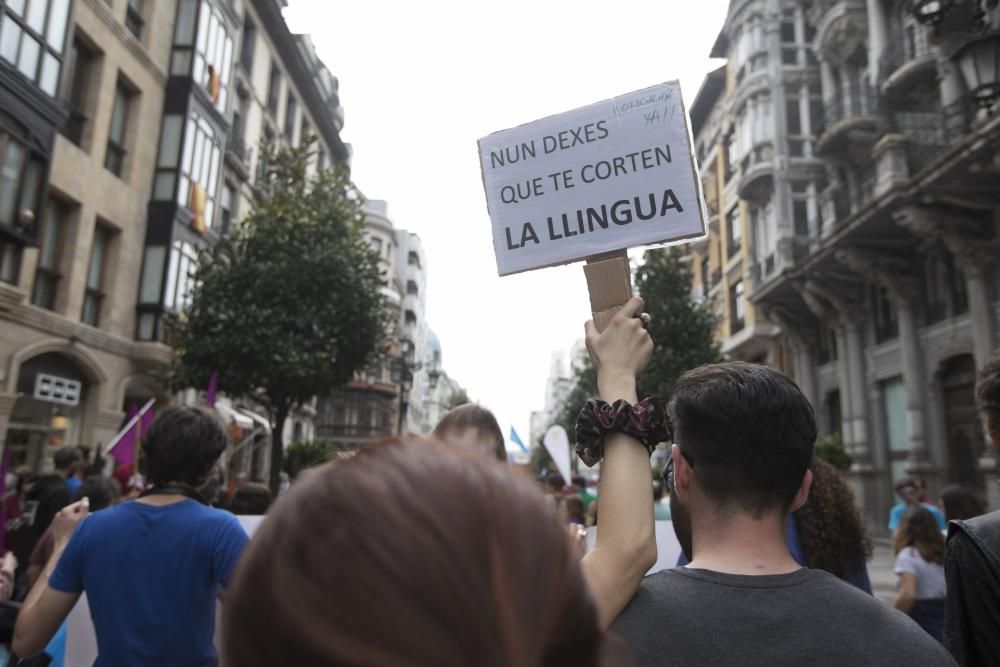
[21,448,81,565]
[12,406,249,665]
[572,475,597,512]
[889,479,946,532]
[651,479,670,521]
[939,485,983,523]
[223,298,660,663]
[230,483,273,515]
[945,353,1000,665]
[614,362,952,665]
[432,403,506,461]
[224,440,609,666]
[893,506,947,642]
[794,457,873,593]
[563,494,586,526]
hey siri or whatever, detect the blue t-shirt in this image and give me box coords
[887,503,946,531]
[65,477,81,496]
[49,500,248,667]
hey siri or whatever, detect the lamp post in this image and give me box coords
[955,29,1000,108]
[391,339,442,436]
[910,0,957,26]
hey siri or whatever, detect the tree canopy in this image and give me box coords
[166,141,390,492]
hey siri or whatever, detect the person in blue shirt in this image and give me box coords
[12,406,249,666]
[888,478,947,532]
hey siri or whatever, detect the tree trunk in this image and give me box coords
[269,406,288,495]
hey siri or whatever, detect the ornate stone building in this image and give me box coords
[691,0,1000,524]
[0,0,349,478]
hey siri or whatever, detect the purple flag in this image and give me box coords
[205,371,219,407]
[115,403,140,467]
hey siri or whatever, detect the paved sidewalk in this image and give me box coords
[869,538,897,603]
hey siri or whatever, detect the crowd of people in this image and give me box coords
[0,297,998,665]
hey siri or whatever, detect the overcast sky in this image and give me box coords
[285,0,728,448]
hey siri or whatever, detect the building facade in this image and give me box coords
[0,0,349,477]
[692,0,1000,524]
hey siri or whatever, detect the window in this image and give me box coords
[219,182,235,234]
[726,207,741,258]
[873,286,898,344]
[31,199,67,309]
[0,0,72,96]
[0,134,44,232]
[700,257,710,298]
[300,117,311,145]
[284,93,297,143]
[406,280,418,296]
[404,310,417,325]
[923,250,969,323]
[267,62,281,115]
[152,114,184,200]
[370,236,382,254]
[136,244,166,340]
[0,237,20,284]
[82,224,112,326]
[730,281,746,334]
[164,240,198,311]
[177,111,223,233]
[407,250,420,268]
[239,15,255,71]
[192,1,233,111]
[316,147,326,173]
[61,37,96,146]
[723,130,736,182]
[104,80,132,177]
[790,181,818,238]
[170,0,197,75]
[125,0,144,39]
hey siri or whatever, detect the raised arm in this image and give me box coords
[13,500,88,657]
[580,297,657,629]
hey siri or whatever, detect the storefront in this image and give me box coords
[6,352,90,471]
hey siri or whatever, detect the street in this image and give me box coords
[870,538,898,604]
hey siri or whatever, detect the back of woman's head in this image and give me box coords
[794,457,872,579]
[940,485,983,522]
[222,439,601,667]
[893,506,945,565]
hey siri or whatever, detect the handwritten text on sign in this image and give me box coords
[478,81,705,276]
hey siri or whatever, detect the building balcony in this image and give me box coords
[879,27,936,96]
[895,100,975,176]
[813,0,868,66]
[815,84,883,156]
[737,142,774,202]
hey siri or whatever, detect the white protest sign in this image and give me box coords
[543,425,572,484]
[478,81,705,276]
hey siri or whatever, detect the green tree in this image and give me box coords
[446,388,470,410]
[166,141,390,493]
[554,247,722,446]
[283,440,354,479]
[635,247,723,400]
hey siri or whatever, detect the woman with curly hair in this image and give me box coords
[793,457,873,593]
[892,506,947,642]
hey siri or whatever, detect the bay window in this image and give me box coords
[177,111,222,233]
[0,0,71,96]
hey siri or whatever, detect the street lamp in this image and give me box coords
[955,29,1000,108]
[910,0,957,26]
[392,339,419,435]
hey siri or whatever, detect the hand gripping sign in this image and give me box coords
[478,81,706,330]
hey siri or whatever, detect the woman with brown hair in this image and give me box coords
[223,299,657,665]
[893,506,947,642]
[222,440,606,666]
[794,457,873,592]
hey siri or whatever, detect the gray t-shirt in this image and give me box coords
[895,546,946,600]
[612,567,956,666]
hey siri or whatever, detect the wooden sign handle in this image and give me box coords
[584,250,633,333]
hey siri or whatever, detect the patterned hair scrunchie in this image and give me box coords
[574,397,672,467]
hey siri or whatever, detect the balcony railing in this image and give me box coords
[896,100,973,174]
[879,25,934,84]
[227,135,248,164]
[821,84,881,134]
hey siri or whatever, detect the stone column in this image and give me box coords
[833,326,855,455]
[965,258,997,370]
[865,0,889,84]
[843,316,873,467]
[794,342,818,410]
[820,60,837,101]
[896,298,934,476]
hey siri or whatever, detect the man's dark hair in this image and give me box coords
[142,406,228,487]
[976,353,1000,433]
[53,446,82,471]
[73,475,119,511]
[230,483,274,515]
[668,362,816,518]
[432,403,506,461]
[572,475,587,490]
